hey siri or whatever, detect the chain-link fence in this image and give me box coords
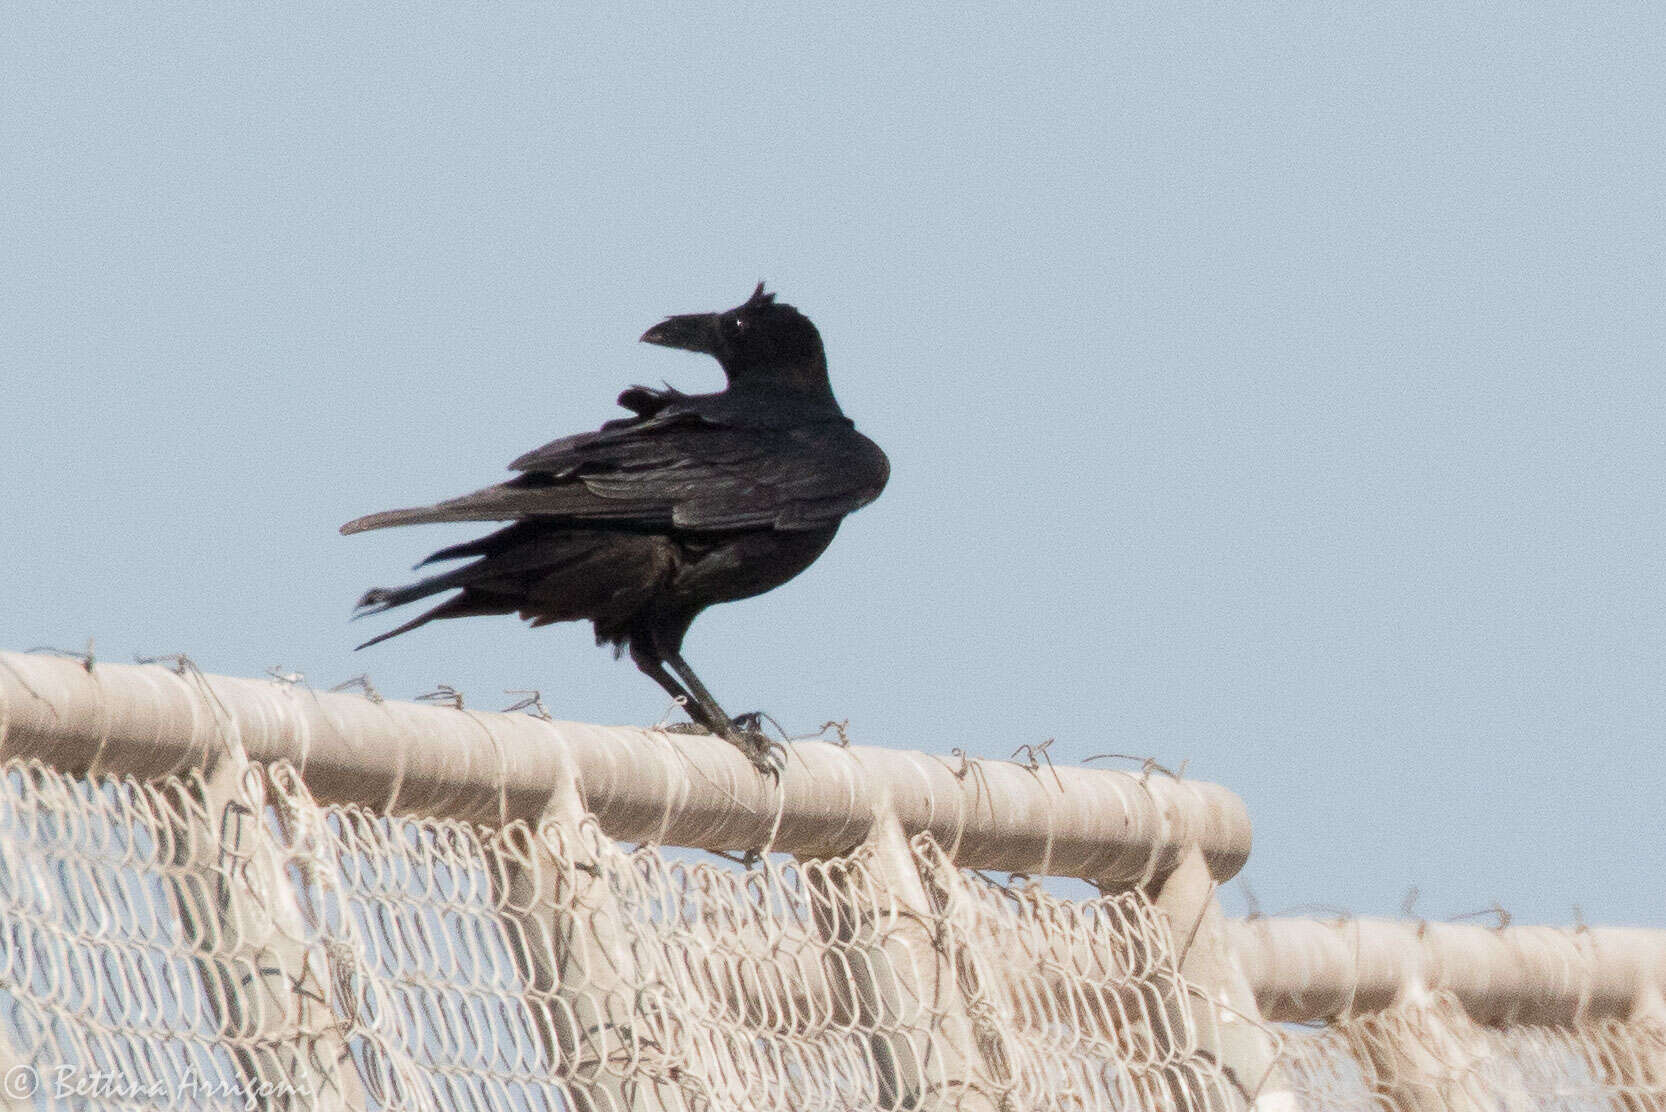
[0,651,1660,1110]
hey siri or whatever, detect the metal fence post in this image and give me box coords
[496,745,652,1112]
[808,790,1003,1112]
[186,740,367,1110]
[1153,847,1295,1111]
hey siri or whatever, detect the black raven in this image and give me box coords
[341,284,889,770]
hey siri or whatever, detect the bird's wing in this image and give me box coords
[578,422,890,530]
[340,416,888,535]
[613,383,688,419]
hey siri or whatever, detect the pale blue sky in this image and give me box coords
[4,5,1662,926]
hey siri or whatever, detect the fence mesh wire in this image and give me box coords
[0,755,1660,1111]
[1278,994,1666,1111]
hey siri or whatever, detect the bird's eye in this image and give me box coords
[720,315,748,343]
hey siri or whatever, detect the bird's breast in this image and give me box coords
[670,526,841,605]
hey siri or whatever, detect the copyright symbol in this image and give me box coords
[2,1065,36,1099]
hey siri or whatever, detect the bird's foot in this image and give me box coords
[657,714,786,776]
[724,720,787,778]
[727,712,787,776]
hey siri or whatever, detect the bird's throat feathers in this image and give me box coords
[723,349,835,400]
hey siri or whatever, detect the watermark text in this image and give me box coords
[4,1063,302,1109]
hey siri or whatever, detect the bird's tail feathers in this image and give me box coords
[340,487,530,536]
[414,532,504,568]
[350,524,652,649]
[353,575,458,616]
[354,593,485,650]
[341,507,430,535]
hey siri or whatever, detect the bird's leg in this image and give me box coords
[660,650,785,775]
[628,643,715,732]
[659,652,735,732]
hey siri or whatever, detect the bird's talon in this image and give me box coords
[748,741,787,779]
[721,724,786,778]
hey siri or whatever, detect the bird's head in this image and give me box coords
[641,283,829,393]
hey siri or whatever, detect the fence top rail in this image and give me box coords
[0,650,1250,885]
[1230,915,1666,1026]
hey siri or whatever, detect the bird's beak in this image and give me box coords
[640,312,721,354]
